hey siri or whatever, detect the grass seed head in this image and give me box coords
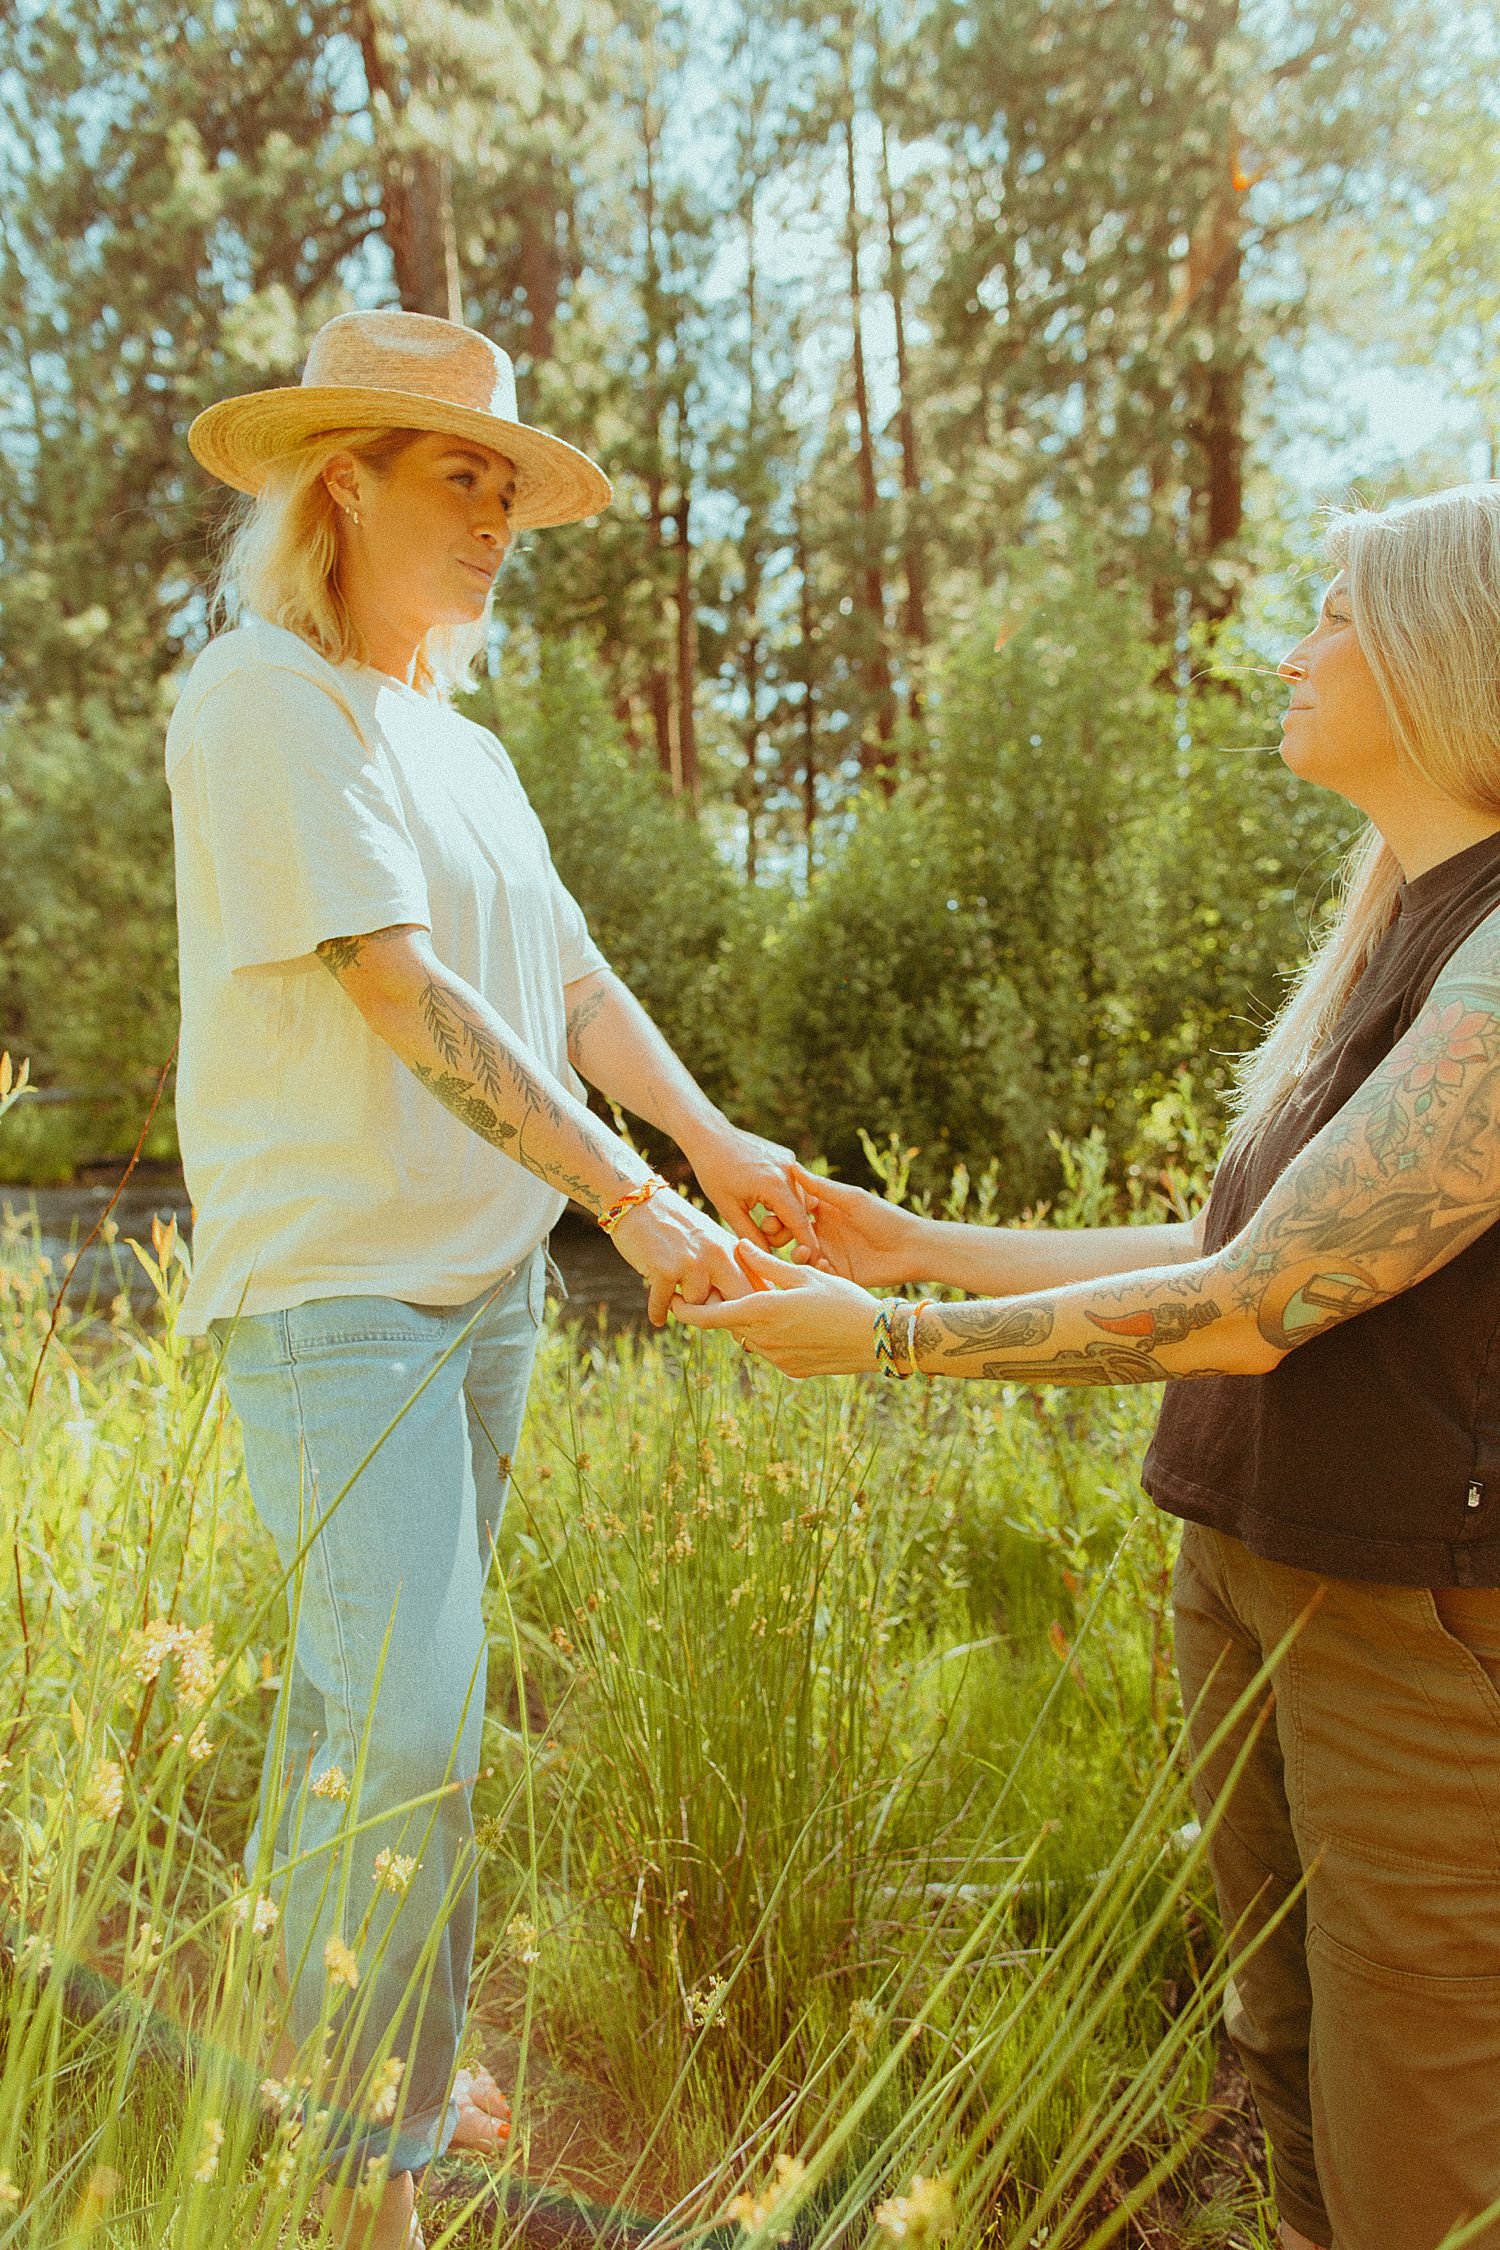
[372,1849,418,1895]
[324,1934,359,1989]
[873,2174,957,2243]
[506,1913,541,1966]
[192,2117,224,2183]
[83,1757,124,1822]
[367,2055,404,2123]
[727,2153,806,2242]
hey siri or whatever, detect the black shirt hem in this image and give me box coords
[1140,1456,1500,1589]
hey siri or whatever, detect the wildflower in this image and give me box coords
[603,1510,627,1539]
[125,1617,183,1686]
[324,1934,359,1990]
[83,1757,124,1822]
[73,2167,118,2228]
[170,1719,216,1761]
[193,2117,224,2183]
[175,1623,224,1710]
[0,2171,19,2208]
[549,1625,575,1655]
[727,2154,807,2241]
[767,1461,795,1493]
[372,1849,418,1896]
[356,2157,388,2209]
[17,1933,52,1977]
[367,2055,404,2123]
[574,1451,591,1474]
[127,1921,163,1973]
[232,1891,279,1936]
[715,1412,744,1450]
[686,1973,726,2029]
[873,2174,957,2243]
[310,1763,350,1801]
[849,1997,881,2055]
[259,2077,291,2115]
[505,1913,540,1967]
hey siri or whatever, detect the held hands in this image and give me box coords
[783,1163,921,1288]
[686,1127,823,1259]
[670,1240,881,1376]
[610,1185,754,1327]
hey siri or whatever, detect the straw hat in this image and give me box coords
[187,308,612,530]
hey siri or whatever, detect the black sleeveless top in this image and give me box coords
[1143,828,1500,1589]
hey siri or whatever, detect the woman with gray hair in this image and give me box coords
[682,485,1500,2250]
[171,308,816,2248]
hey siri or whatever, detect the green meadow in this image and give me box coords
[0,1093,1293,2249]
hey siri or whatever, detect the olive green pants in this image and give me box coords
[1172,1520,1500,2250]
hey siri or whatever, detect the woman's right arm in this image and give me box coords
[795,1164,1207,1295]
[317,922,745,1321]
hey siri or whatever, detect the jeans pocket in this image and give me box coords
[284,1294,453,1354]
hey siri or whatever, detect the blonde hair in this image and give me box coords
[207,425,492,699]
[1230,481,1500,1145]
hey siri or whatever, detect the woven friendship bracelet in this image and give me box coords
[599,1172,668,1235]
[872,1301,903,1377]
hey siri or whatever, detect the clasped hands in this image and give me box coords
[609,1127,827,1326]
[615,1133,918,1377]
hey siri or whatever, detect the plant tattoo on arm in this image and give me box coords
[565,977,609,1061]
[316,934,620,1216]
[412,978,621,1212]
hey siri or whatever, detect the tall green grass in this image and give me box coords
[0,1124,1312,2248]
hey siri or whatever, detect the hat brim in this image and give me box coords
[187,385,612,530]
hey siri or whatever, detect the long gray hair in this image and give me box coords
[1229,482,1500,1144]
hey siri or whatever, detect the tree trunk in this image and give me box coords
[354,5,464,321]
[841,88,895,782]
[516,194,561,361]
[796,505,818,885]
[674,472,700,811]
[879,112,927,726]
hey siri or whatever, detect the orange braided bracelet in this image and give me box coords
[599,1172,668,1235]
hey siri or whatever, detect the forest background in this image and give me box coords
[2,0,1498,1207]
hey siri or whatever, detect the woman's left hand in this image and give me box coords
[670,1240,880,1375]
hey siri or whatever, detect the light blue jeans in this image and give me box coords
[208,1245,546,2179]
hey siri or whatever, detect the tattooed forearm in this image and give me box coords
[891,950,1500,1390]
[909,1288,1248,1385]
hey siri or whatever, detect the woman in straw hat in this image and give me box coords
[677,485,1500,2250]
[170,307,817,2248]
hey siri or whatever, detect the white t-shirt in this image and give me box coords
[165,614,609,1338]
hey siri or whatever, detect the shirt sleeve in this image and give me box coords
[548,862,610,985]
[192,666,431,973]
